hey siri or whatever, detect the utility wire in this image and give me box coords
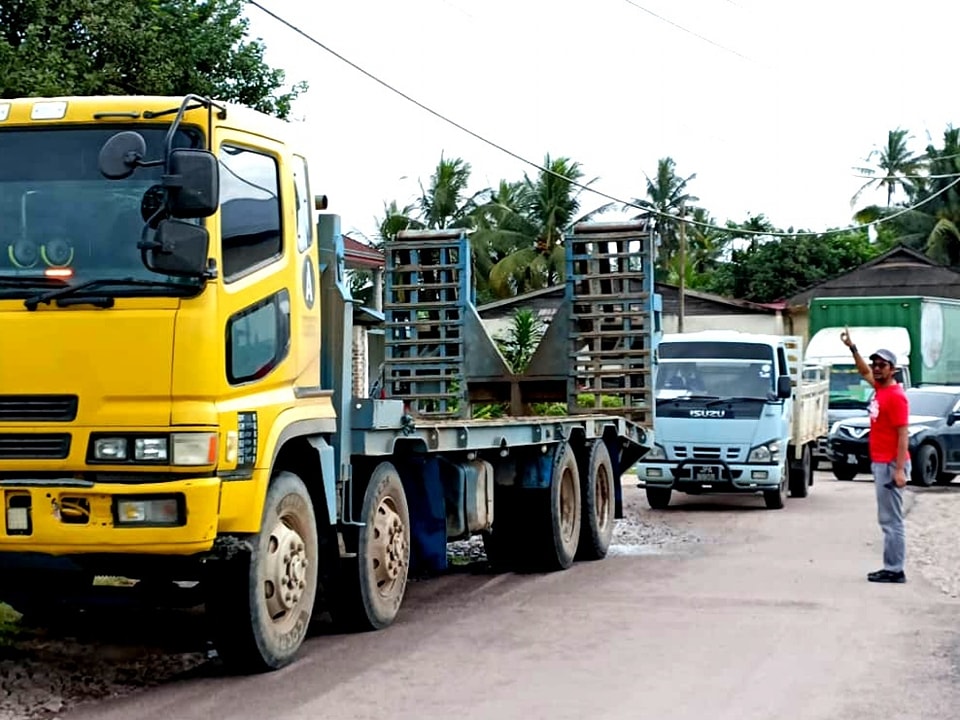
[620,0,756,64]
[245,0,960,239]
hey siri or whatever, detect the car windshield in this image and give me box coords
[0,125,204,297]
[905,390,959,418]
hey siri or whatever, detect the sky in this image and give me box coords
[243,0,959,243]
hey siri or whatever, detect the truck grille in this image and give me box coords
[0,395,79,422]
[0,433,72,459]
[672,445,743,462]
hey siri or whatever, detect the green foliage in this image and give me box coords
[530,402,568,416]
[0,0,305,118]
[576,393,624,409]
[701,228,878,302]
[493,308,545,373]
[471,403,507,419]
[0,602,21,644]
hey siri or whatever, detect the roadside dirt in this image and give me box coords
[2,474,958,719]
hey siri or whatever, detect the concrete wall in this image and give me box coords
[661,312,785,335]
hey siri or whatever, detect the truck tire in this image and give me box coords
[645,487,671,509]
[832,463,858,481]
[788,444,811,498]
[338,462,411,631]
[208,471,319,673]
[912,444,939,487]
[577,441,616,561]
[763,462,787,509]
[529,443,582,571]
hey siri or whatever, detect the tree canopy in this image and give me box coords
[0,0,305,118]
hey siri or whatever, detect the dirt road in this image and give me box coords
[32,475,960,719]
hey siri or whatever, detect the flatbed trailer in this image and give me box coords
[0,94,658,673]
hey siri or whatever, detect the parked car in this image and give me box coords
[827,386,960,486]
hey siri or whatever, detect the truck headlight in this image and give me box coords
[171,432,218,466]
[93,437,128,461]
[643,443,667,461]
[135,437,168,462]
[748,441,781,463]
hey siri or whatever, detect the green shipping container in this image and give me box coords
[808,296,960,386]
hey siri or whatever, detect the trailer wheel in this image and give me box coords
[577,442,616,560]
[339,462,411,631]
[529,444,581,571]
[788,444,811,498]
[208,471,319,673]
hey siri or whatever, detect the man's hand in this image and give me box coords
[840,327,854,348]
[893,467,907,488]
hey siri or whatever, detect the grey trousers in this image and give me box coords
[872,461,908,573]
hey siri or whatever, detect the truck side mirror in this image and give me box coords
[165,149,220,218]
[948,412,960,427]
[776,375,792,399]
[143,219,210,277]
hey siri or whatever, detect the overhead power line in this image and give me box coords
[245,0,960,239]
[620,0,756,64]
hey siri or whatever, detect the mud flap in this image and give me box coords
[395,456,447,574]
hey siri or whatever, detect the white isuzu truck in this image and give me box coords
[636,331,829,509]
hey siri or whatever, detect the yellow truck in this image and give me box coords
[0,94,658,672]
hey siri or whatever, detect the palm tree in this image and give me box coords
[851,128,923,208]
[483,154,601,297]
[418,154,484,230]
[626,157,698,279]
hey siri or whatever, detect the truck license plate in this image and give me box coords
[693,466,719,482]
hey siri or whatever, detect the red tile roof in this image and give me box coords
[343,235,384,270]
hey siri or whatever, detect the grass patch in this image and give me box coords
[0,602,22,642]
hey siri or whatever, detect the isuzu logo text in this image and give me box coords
[689,409,727,418]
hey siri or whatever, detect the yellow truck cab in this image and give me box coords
[0,95,658,672]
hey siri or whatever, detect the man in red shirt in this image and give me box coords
[841,330,910,583]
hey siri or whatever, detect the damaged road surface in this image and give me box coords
[6,476,960,720]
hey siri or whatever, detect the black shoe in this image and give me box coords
[868,569,906,583]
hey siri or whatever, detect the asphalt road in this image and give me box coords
[64,473,960,720]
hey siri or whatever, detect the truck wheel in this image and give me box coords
[208,471,319,673]
[912,444,939,487]
[832,463,857,481]
[789,445,811,498]
[645,487,671,509]
[529,443,582,571]
[764,463,787,509]
[577,441,616,560]
[338,462,411,630]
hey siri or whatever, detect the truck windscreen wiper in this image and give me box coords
[23,278,199,311]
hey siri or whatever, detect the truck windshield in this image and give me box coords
[656,341,776,399]
[656,360,774,399]
[0,125,204,297]
[828,364,873,406]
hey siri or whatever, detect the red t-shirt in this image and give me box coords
[868,383,909,463]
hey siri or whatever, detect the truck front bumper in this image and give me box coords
[637,460,784,492]
[0,477,221,556]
